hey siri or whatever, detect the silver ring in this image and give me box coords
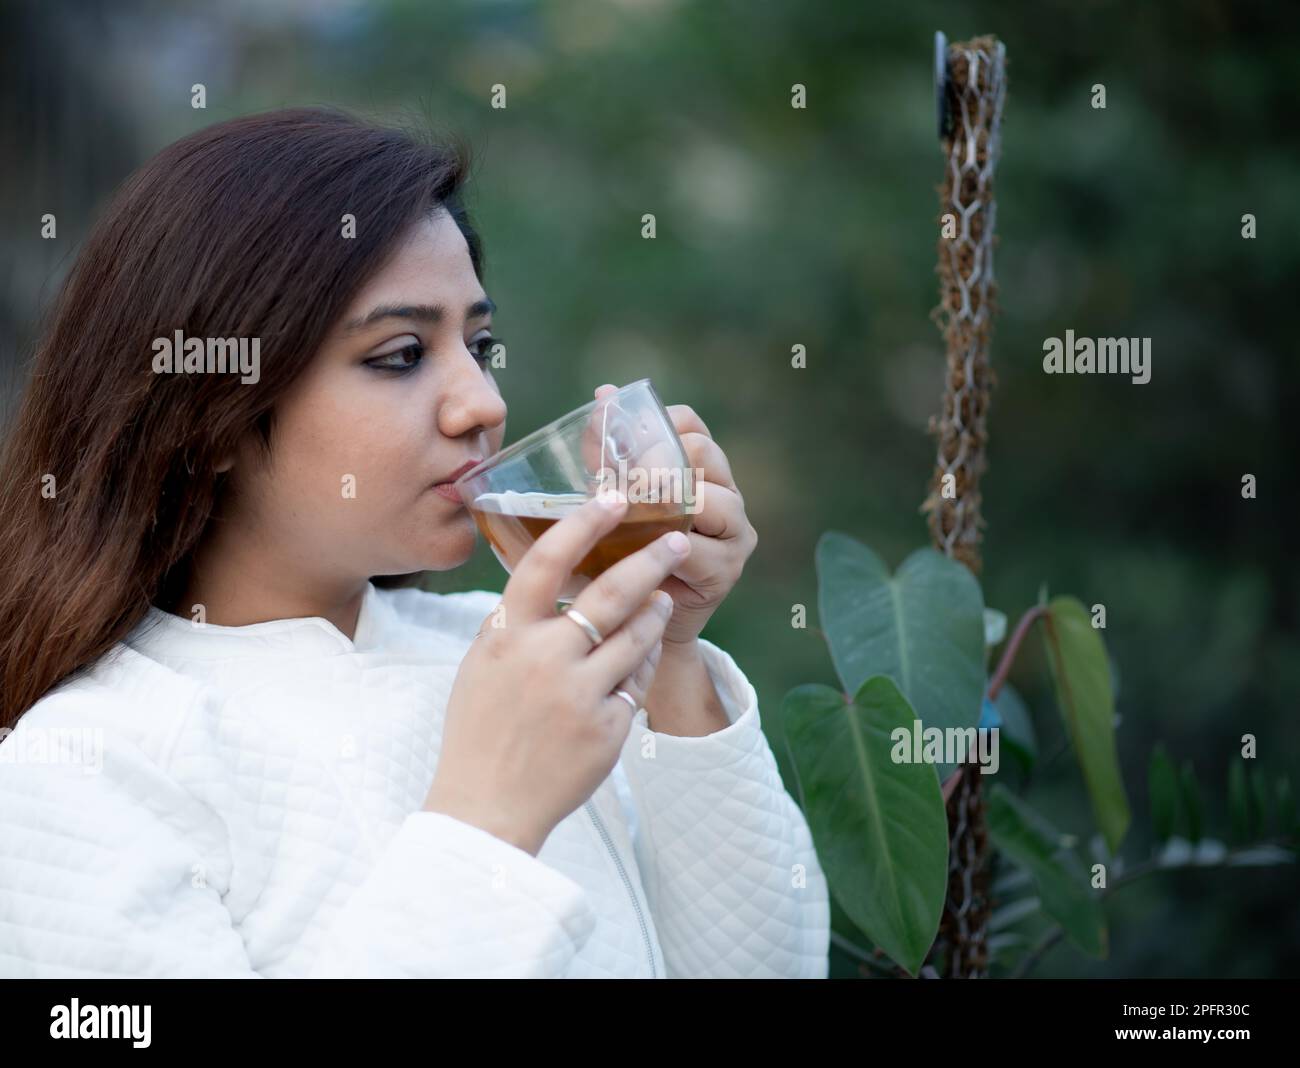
[559,605,604,648]
[613,688,638,713]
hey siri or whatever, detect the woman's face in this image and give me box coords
[227,209,508,583]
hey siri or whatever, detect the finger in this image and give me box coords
[666,403,712,440]
[660,526,743,590]
[680,431,736,493]
[607,641,661,719]
[614,435,688,484]
[628,639,662,693]
[472,598,505,640]
[599,686,641,740]
[582,591,673,693]
[579,387,625,486]
[560,530,688,655]
[616,636,662,705]
[680,479,749,540]
[587,392,700,502]
[503,491,628,619]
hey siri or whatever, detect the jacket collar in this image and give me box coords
[126,580,392,660]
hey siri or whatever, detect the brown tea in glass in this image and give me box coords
[453,379,697,603]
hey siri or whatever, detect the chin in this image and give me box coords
[394,516,479,573]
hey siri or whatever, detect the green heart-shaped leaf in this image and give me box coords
[816,533,985,780]
[782,675,949,976]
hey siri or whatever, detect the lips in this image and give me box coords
[435,458,484,486]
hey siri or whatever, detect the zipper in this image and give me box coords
[583,798,657,978]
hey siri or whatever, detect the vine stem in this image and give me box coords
[1008,837,1296,978]
[986,603,1048,702]
[942,603,1049,800]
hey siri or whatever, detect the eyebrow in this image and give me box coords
[343,296,496,334]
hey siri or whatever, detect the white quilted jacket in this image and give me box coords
[0,583,830,978]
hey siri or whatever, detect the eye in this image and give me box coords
[469,335,503,363]
[365,340,424,374]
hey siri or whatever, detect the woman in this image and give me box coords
[0,107,829,978]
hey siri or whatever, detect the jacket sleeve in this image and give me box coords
[0,689,597,979]
[617,638,831,978]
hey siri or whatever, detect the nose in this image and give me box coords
[437,348,507,442]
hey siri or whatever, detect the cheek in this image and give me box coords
[273,386,418,517]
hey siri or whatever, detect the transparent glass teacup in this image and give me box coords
[454,378,699,603]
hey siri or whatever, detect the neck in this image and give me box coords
[175,522,368,641]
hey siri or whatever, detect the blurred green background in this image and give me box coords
[2,0,1296,977]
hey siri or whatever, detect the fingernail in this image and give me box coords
[597,490,626,510]
[665,531,690,554]
[651,591,673,614]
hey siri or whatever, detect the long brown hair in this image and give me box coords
[0,106,484,729]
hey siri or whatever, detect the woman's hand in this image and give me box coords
[424,491,691,856]
[594,383,758,648]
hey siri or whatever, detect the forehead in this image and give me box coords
[350,210,480,306]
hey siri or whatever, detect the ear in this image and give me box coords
[215,427,260,476]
